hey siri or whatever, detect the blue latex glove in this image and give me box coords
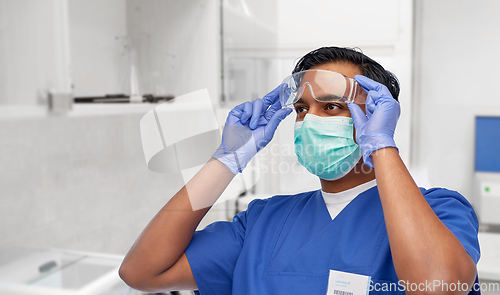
[213,85,293,174]
[347,75,400,169]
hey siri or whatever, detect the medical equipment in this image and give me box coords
[279,69,367,108]
[474,116,500,226]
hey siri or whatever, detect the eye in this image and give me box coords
[295,105,308,113]
[326,103,340,110]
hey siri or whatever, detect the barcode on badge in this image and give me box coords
[333,290,353,295]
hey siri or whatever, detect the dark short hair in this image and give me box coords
[293,46,400,101]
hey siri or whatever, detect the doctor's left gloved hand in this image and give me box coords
[213,85,293,174]
[347,75,400,169]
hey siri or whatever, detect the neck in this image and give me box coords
[320,161,376,193]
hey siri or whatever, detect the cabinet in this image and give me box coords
[0,0,221,110]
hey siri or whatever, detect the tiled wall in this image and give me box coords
[0,111,226,255]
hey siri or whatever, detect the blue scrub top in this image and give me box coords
[185,187,481,295]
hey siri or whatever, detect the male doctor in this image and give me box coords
[119,46,480,295]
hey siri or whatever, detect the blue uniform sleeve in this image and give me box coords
[185,199,258,295]
[423,188,481,264]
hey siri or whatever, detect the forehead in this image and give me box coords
[309,62,361,79]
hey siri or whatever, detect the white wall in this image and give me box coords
[223,0,278,52]
[0,112,185,254]
[222,0,278,104]
[0,0,71,105]
[69,0,128,97]
[277,0,400,49]
[412,0,500,207]
[127,0,220,104]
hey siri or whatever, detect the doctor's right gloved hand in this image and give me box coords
[347,75,400,169]
[213,85,293,174]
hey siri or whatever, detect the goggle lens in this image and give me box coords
[279,69,367,108]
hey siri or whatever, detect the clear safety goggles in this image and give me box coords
[279,69,367,108]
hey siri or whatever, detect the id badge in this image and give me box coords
[326,270,371,295]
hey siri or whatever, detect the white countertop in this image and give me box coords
[478,232,500,281]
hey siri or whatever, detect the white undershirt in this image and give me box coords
[321,179,377,220]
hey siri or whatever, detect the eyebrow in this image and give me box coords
[295,98,305,104]
[316,94,343,102]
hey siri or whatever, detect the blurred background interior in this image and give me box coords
[1,0,500,294]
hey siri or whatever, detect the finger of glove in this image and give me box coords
[355,75,394,102]
[249,99,264,129]
[264,99,282,121]
[224,107,243,125]
[367,93,400,124]
[354,75,384,92]
[264,108,292,140]
[370,100,400,135]
[347,103,368,130]
[262,85,281,110]
[235,101,253,124]
[280,83,293,108]
[365,92,377,118]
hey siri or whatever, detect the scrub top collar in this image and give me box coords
[321,179,377,205]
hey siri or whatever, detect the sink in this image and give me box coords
[0,248,127,295]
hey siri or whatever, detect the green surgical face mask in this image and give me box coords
[294,114,362,181]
